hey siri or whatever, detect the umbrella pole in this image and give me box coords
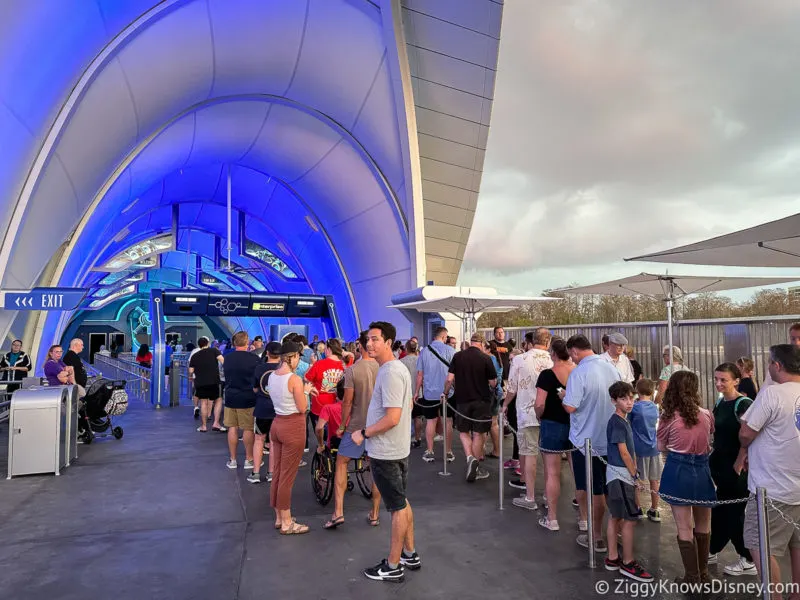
[666,294,675,379]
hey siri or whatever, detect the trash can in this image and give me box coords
[7,387,68,479]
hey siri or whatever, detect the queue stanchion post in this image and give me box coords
[756,487,771,600]
[438,396,451,477]
[498,411,504,511]
[584,438,595,569]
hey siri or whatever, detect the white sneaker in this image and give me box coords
[422,451,435,463]
[512,497,538,511]
[434,434,444,442]
[244,459,254,470]
[724,557,756,576]
[707,552,719,565]
[538,516,560,531]
[226,459,237,469]
[578,520,588,532]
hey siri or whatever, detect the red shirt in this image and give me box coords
[319,402,343,446]
[305,357,345,415]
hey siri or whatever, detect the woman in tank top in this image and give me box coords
[709,363,755,575]
[534,337,575,532]
[268,340,313,534]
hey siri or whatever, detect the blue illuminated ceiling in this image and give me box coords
[0,0,506,365]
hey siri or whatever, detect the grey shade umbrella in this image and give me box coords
[551,273,799,377]
[625,213,800,267]
[390,294,558,340]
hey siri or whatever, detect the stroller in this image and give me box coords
[79,378,128,443]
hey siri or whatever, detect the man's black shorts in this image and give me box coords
[195,384,221,400]
[254,417,273,437]
[573,451,608,496]
[411,396,457,420]
[453,400,492,434]
[371,457,409,512]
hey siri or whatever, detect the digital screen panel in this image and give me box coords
[162,291,209,315]
[249,294,289,316]
[286,295,326,318]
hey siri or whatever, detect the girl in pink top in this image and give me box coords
[657,370,716,585]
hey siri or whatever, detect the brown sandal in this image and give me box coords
[280,519,310,535]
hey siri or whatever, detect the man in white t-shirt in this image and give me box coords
[600,332,634,384]
[351,321,418,583]
[738,343,800,593]
[760,323,800,389]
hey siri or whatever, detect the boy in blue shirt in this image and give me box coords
[606,381,653,582]
[629,378,663,523]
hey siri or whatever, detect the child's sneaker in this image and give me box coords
[619,561,654,583]
[646,508,661,522]
[604,556,622,571]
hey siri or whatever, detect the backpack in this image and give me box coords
[714,395,748,423]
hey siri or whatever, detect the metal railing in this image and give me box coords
[169,357,224,405]
[93,355,151,402]
[481,314,800,407]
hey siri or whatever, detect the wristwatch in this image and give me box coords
[361,428,370,439]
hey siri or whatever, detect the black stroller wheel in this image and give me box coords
[82,431,94,444]
[112,427,124,439]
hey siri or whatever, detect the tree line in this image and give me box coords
[477,288,800,328]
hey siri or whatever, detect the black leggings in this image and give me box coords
[507,398,519,460]
[305,412,318,449]
[710,469,752,560]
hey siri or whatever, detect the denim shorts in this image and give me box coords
[539,420,572,452]
[371,457,409,512]
[660,451,716,506]
[337,432,365,459]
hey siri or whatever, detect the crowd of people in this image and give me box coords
[477,322,800,595]
[10,319,800,593]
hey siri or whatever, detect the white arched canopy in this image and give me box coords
[0,0,429,361]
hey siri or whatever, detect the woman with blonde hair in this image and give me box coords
[656,345,685,402]
[268,339,314,534]
[735,357,758,400]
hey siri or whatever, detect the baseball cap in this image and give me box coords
[280,340,301,355]
[608,332,629,346]
[266,341,282,356]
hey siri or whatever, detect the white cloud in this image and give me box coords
[461,0,800,295]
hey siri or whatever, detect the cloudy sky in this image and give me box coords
[459,0,800,300]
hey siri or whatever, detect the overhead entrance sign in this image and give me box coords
[1,287,87,311]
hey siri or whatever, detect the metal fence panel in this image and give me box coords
[481,315,800,408]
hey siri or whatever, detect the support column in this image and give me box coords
[149,288,165,407]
